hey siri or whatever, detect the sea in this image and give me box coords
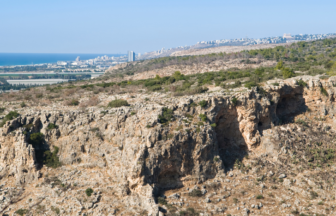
[0,53,124,66]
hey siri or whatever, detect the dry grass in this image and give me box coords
[80,96,100,108]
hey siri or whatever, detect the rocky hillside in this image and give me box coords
[0,75,336,216]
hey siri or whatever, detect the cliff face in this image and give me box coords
[1,76,336,215]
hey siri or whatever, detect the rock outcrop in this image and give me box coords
[1,76,336,215]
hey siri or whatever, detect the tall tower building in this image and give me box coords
[128,51,135,62]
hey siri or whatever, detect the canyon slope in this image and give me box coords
[0,75,336,216]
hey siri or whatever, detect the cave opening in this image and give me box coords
[276,93,307,124]
[215,107,248,171]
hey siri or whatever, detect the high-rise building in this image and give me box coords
[128,51,135,62]
[76,56,80,61]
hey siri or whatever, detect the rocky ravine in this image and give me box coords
[1,76,336,215]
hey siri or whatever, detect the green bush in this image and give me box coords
[15,209,29,216]
[189,189,202,197]
[275,60,284,70]
[199,114,207,122]
[244,81,258,89]
[0,107,5,113]
[0,111,20,127]
[210,123,217,128]
[68,99,79,106]
[158,197,167,205]
[47,123,58,130]
[320,87,328,96]
[199,100,207,108]
[256,195,264,199]
[44,146,61,168]
[29,132,44,147]
[231,97,238,106]
[282,68,295,79]
[20,102,26,108]
[107,99,130,108]
[51,206,60,215]
[148,85,162,91]
[158,107,174,125]
[297,80,307,87]
[85,188,94,196]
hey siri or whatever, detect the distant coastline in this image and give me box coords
[0,53,124,66]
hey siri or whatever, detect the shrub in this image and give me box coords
[189,189,202,197]
[158,107,174,125]
[231,97,238,106]
[0,111,20,127]
[310,191,318,199]
[65,99,79,106]
[148,85,162,91]
[199,114,207,122]
[131,111,136,115]
[47,123,58,130]
[213,157,219,162]
[44,146,61,168]
[275,60,284,70]
[51,206,60,215]
[318,201,324,205]
[244,81,258,89]
[85,188,94,197]
[20,102,26,108]
[107,99,129,108]
[210,123,217,128]
[158,197,167,205]
[199,100,207,108]
[297,80,307,87]
[320,87,328,96]
[29,132,44,147]
[15,209,29,216]
[233,198,238,204]
[0,107,5,113]
[256,195,264,199]
[282,68,295,79]
[272,82,279,86]
[89,127,99,132]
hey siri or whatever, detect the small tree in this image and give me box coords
[275,60,284,70]
[199,100,208,108]
[282,68,295,79]
[85,188,94,196]
[231,97,238,106]
[107,99,129,108]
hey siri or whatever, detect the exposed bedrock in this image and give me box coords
[1,77,336,214]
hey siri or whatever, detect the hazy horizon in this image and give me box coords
[1,0,335,54]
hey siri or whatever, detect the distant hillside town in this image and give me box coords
[137,32,336,60]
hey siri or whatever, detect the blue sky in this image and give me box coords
[0,0,335,54]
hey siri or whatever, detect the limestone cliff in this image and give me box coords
[1,76,336,215]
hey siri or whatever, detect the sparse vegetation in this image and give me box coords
[231,97,238,106]
[44,146,61,168]
[0,111,20,127]
[199,114,207,122]
[189,189,202,197]
[158,107,174,125]
[47,123,58,130]
[199,100,207,108]
[15,209,29,216]
[85,188,94,197]
[107,99,129,108]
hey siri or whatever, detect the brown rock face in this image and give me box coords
[1,76,336,215]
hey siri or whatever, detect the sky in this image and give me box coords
[0,0,335,54]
